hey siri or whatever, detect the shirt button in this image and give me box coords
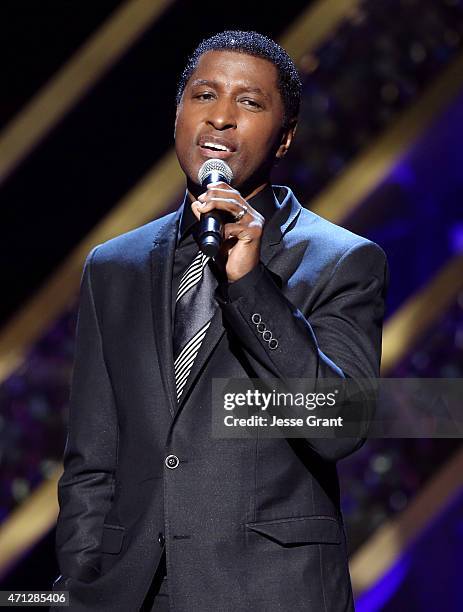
[158,532,165,547]
[165,454,180,469]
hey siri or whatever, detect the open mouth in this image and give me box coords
[198,142,235,159]
[197,135,237,158]
[201,142,232,152]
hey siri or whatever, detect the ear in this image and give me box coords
[275,119,297,160]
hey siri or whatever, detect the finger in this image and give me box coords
[198,189,238,203]
[205,186,239,196]
[196,197,242,214]
[191,201,203,220]
[192,198,240,221]
[206,181,235,191]
[223,222,255,242]
[198,190,251,214]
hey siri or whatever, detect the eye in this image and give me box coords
[194,92,215,101]
[240,99,262,109]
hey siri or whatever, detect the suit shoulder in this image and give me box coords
[86,211,177,268]
[297,207,386,261]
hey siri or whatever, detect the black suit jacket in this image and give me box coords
[54,185,389,611]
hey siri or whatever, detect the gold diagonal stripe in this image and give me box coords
[381,255,463,374]
[310,51,463,223]
[0,0,173,186]
[279,0,360,63]
[0,473,60,579]
[350,443,463,595]
[0,1,361,573]
[347,254,463,596]
[0,150,183,384]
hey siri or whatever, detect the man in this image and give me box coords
[54,31,388,611]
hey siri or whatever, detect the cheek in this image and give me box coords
[174,115,187,144]
[174,116,194,161]
[242,125,281,166]
[244,116,281,148]
[174,106,195,140]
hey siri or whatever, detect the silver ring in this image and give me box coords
[234,205,247,221]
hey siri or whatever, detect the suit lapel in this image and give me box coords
[260,186,302,275]
[150,208,182,418]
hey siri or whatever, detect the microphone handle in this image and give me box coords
[198,170,229,257]
[198,210,224,258]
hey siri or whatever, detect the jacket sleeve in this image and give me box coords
[215,240,389,462]
[54,245,118,584]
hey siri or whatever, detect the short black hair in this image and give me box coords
[176,30,302,128]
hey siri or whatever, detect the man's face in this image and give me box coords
[175,50,293,198]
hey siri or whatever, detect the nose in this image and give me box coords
[206,96,237,131]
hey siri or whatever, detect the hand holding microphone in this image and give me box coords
[192,159,265,282]
[197,159,236,257]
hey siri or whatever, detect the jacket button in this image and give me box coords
[158,532,165,547]
[251,313,262,324]
[165,454,180,469]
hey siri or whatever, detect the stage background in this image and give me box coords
[1,1,462,610]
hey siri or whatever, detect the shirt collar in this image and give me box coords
[177,183,280,244]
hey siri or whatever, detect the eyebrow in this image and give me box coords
[189,79,271,100]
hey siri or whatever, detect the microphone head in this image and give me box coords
[197,159,233,186]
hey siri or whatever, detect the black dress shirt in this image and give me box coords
[171,183,281,320]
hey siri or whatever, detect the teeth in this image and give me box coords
[204,142,229,151]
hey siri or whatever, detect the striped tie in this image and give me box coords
[173,249,218,401]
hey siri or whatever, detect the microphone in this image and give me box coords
[197,159,234,257]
